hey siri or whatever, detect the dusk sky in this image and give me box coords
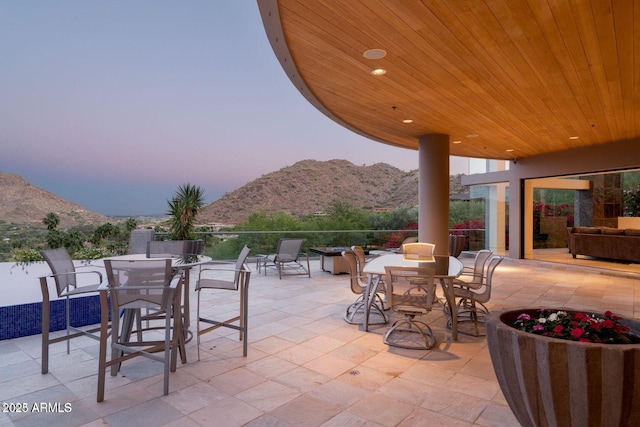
[1,1,467,216]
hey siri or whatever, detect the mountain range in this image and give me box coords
[1,160,468,226]
[0,171,108,227]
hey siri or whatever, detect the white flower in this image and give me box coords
[538,318,547,324]
[548,313,558,321]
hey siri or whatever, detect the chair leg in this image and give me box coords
[135,309,143,342]
[383,314,436,350]
[65,296,71,354]
[241,281,248,357]
[239,284,245,342]
[170,299,183,372]
[450,298,489,337]
[344,295,387,325]
[344,301,363,324]
[196,290,201,361]
[111,311,122,377]
[40,277,51,374]
[97,291,110,402]
[163,312,171,396]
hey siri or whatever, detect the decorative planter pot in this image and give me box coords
[486,308,640,427]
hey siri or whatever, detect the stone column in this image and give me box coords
[418,134,450,256]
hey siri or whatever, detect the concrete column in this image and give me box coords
[508,176,522,259]
[487,183,507,253]
[522,180,534,258]
[418,134,450,256]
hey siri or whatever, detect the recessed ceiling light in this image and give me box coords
[402,119,413,124]
[363,49,387,59]
[466,134,479,138]
[569,136,579,140]
[506,149,514,152]
[452,140,462,144]
[370,68,387,76]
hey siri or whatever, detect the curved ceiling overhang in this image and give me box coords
[258,0,639,161]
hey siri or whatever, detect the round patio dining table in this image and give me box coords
[362,254,464,341]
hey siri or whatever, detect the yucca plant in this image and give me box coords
[167,183,205,240]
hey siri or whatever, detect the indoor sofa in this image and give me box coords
[568,226,640,263]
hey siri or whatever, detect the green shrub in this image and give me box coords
[73,247,118,260]
[10,247,44,263]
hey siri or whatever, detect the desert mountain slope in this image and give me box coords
[0,172,108,227]
[200,159,435,224]
[1,161,468,227]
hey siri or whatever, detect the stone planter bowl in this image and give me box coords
[486,308,640,427]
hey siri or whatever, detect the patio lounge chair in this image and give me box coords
[263,238,311,279]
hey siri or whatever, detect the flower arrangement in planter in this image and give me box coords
[513,309,640,344]
[487,308,640,427]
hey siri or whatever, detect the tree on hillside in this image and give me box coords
[43,212,60,230]
[43,212,64,249]
[42,212,86,253]
[124,218,137,233]
[167,184,205,240]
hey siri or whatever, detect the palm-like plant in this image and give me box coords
[167,184,205,240]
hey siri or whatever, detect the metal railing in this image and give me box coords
[155,229,486,260]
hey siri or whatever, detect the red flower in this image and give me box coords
[615,325,629,334]
[571,328,585,338]
[553,325,564,334]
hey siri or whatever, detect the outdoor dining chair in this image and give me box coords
[146,239,204,339]
[383,265,438,350]
[448,234,466,257]
[146,239,203,258]
[453,249,493,290]
[128,229,155,254]
[401,242,436,261]
[195,245,251,360]
[350,245,368,271]
[341,249,386,325]
[97,258,183,401]
[396,236,418,253]
[448,255,504,336]
[39,248,104,374]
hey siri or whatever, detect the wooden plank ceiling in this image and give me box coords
[258,0,638,160]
